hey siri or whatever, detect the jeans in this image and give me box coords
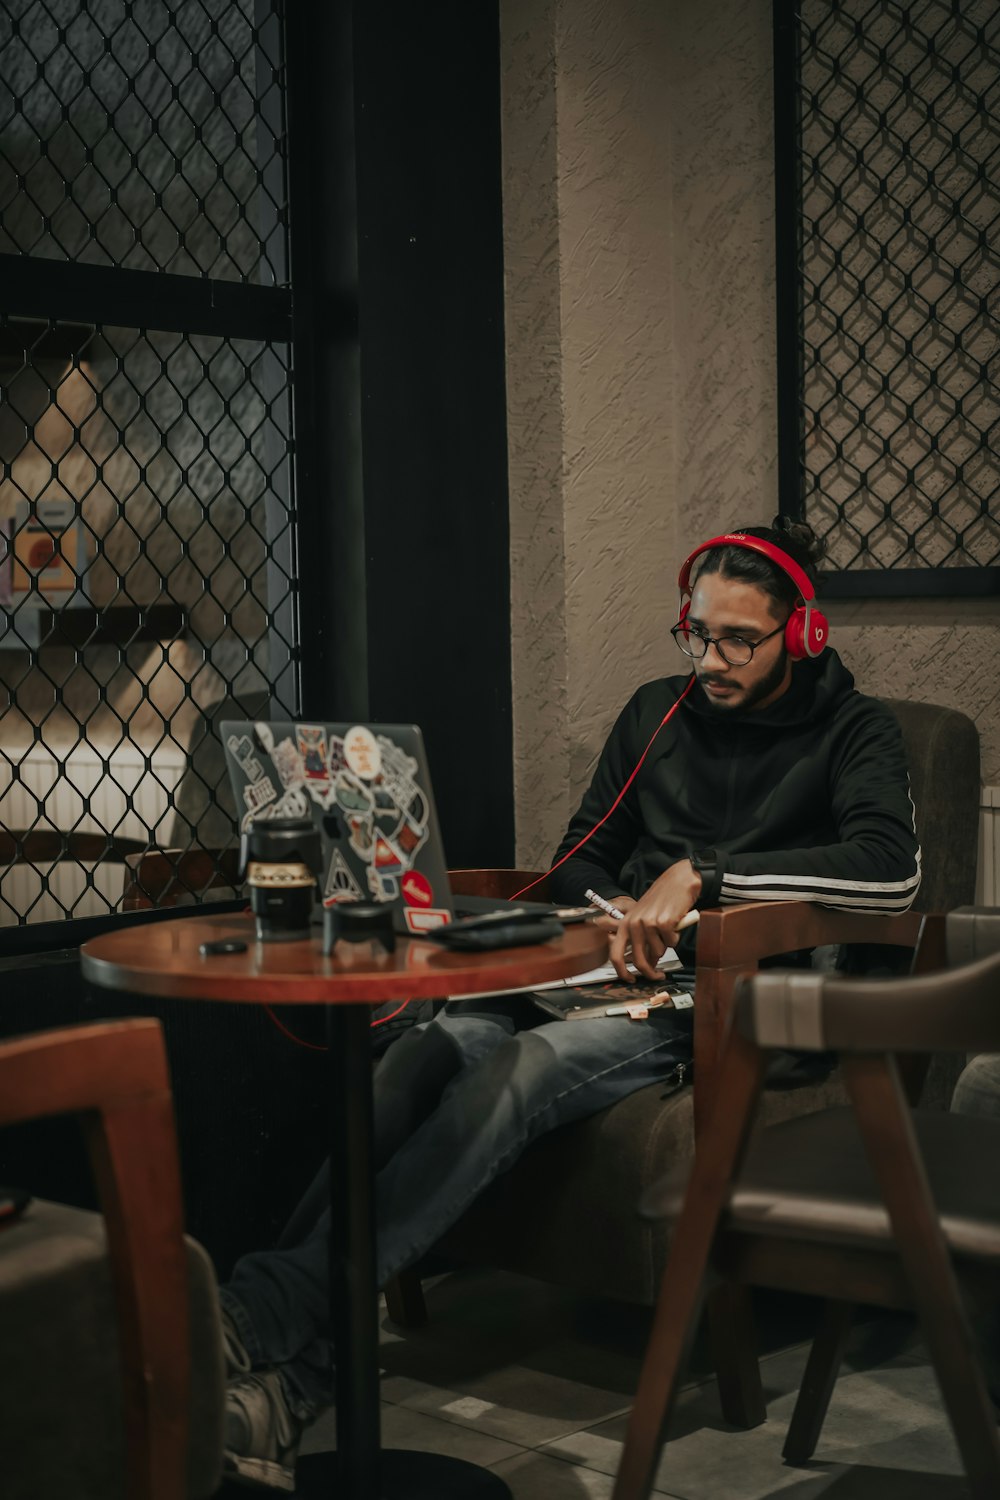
[221,988,693,1417]
[951,1053,1000,1120]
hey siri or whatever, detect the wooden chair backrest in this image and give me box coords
[121,847,242,911]
[0,1019,190,1500]
[0,830,147,864]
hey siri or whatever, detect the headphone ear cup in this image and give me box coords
[785,605,830,659]
[784,606,809,660]
[807,607,830,657]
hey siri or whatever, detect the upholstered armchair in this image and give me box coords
[384,699,980,1368]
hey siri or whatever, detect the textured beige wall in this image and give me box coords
[828,598,1000,784]
[503,0,780,865]
[503,0,998,869]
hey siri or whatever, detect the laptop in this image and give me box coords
[220,718,547,935]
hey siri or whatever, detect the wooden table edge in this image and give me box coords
[79,911,611,1005]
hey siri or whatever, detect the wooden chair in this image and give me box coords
[383,697,979,1429]
[121,846,242,912]
[613,908,1000,1500]
[0,830,149,921]
[0,1018,224,1500]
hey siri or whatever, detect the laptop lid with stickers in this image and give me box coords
[220,720,455,935]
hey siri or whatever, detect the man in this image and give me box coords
[220,518,921,1488]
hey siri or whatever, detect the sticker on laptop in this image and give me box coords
[328,734,347,775]
[228,733,263,784]
[344,725,381,780]
[243,775,277,819]
[372,833,403,875]
[271,736,305,788]
[347,814,373,856]
[401,870,433,908]
[367,866,399,901]
[240,784,309,832]
[395,815,427,860]
[323,848,363,906]
[297,726,331,781]
[404,907,451,933]
[253,722,276,757]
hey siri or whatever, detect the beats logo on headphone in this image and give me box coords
[677,532,830,660]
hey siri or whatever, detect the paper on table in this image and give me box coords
[448,947,681,1003]
[531,948,682,991]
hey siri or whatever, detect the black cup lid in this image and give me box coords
[248,816,313,835]
[328,903,394,941]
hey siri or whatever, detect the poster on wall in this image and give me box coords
[10,498,84,602]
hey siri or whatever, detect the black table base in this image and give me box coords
[294,1448,511,1497]
[321,1005,510,1500]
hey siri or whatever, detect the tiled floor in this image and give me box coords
[298,1267,970,1498]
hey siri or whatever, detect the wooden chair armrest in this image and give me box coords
[0,1019,189,1500]
[692,901,927,1130]
[697,900,924,969]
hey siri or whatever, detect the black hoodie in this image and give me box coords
[549,649,921,924]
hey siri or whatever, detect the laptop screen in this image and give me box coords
[221,719,455,934]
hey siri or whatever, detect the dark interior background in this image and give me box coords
[0,1,513,1270]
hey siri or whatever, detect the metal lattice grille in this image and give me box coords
[0,0,296,928]
[0,0,286,283]
[797,0,1000,575]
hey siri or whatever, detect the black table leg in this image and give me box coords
[291,1003,510,1499]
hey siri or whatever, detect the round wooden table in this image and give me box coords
[81,911,608,1500]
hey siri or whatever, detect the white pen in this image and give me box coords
[584,887,701,932]
[584,888,627,921]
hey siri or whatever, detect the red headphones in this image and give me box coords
[677,532,830,660]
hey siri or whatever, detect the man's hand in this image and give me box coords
[589,896,637,935]
[608,861,702,981]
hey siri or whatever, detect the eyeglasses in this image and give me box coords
[671,620,785,667]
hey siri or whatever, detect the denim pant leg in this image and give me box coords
[374,1005,690,1284]
[951,1054,1000,1119]
[223,1000,690,1417]
[221,999,531,1416]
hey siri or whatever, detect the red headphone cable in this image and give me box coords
[266,673,696,1047]
[510,673,696,900]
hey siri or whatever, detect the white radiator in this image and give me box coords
[0,743,186,924]
[978,786,1000,908]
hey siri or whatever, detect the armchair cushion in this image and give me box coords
[393,699,978,1314]
[0,1199,224,1500]
[439,1070,850,1303]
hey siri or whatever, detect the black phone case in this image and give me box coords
[427,917,564,952]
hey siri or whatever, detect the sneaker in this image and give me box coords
[224,1368,303,1493]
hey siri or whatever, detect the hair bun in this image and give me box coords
[771,514,826,572]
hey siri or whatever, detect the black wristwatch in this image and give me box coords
[689,849,719,906]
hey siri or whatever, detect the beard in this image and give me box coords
[697,646,790,714]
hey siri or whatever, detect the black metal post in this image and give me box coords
[773,0,805,521]
[324,1002,381,1493]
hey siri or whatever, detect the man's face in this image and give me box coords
[685,572,793,713]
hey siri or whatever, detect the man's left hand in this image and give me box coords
[608,860,701,981]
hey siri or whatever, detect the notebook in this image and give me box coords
[449,952,687,1015]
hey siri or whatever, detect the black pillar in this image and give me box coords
[289,2,514,868]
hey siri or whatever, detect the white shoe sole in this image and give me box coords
[223,1447,296,1493]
